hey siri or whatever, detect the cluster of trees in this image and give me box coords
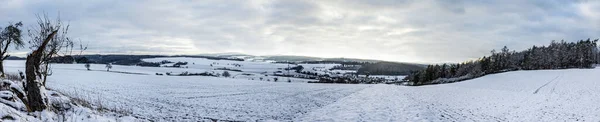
[284,65,304,73]
[357,62,425,75]
[308,75,390,84]
[404,39,600,86]
[214,67,242,72]
[136,60,173,67]
[136,62,161,67]
[48,55,89,63]
[329,64,361,70]
[172,62,188,67]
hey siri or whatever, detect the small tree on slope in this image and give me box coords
[222,71,231,77]
[106,63,112,71]
[85,63,91,70]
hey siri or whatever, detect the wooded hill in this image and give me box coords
[357,62,425,75]
[404,39,600,86]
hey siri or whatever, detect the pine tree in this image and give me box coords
[404,39,600,86]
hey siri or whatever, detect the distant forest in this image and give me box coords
[357,62,425,75]
[49,55,244,66]
[404,39,600,86]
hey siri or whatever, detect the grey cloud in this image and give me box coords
[1,0,600,63]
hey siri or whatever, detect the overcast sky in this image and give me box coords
[1,0,600,63]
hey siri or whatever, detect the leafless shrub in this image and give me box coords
[3,72,22,81]
[51,89,132,116]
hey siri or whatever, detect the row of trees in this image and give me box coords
[404,39,600,86]
[1,14,76,112]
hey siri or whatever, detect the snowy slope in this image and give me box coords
[299,68,600,121]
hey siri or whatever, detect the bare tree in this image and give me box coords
[77,39,87,56]
[222,71,230,77]
[25,14,73,112]
[79,39,90,70]
[0,22,25,77]
[106,63,112,71]
[85,63,91,70]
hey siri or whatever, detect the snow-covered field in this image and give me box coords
[4,59,368,121]
[4,58,600,121]
[300,69,600,121]
[141,57,343,82]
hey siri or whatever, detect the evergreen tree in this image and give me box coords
[404,39,600,86]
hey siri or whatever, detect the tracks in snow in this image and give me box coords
[533,74,563,94]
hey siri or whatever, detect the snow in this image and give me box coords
[3,58,600,121]
[299,68,600,121]
[44,70,368,121]
[0,80,139,122]
[0,103,38,122]
[142,57,293,74]
[142,57,341,82]
[4,60,369,121]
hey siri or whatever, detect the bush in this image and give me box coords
[4,73,23,81]
[84,63,91,70]
[137,62,160,67]
[222,71,231,77]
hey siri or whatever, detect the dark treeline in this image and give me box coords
[48,54,244,66]
[404,39,600,86]
[357,62,425,75]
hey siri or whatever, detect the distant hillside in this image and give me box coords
[50,53,425,75]
[201,53,391,63]
[321,58,382,63]
[263,55,324,62]
[199,53,425,75]
[263,56,383,63]
[357,62,425,75]
[50,54,244,65]
[197,52,254,58]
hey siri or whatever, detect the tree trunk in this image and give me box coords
[0,60,4,77]
[25,55,46,111]
[1,39,12,78]
[25,30,57,112]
